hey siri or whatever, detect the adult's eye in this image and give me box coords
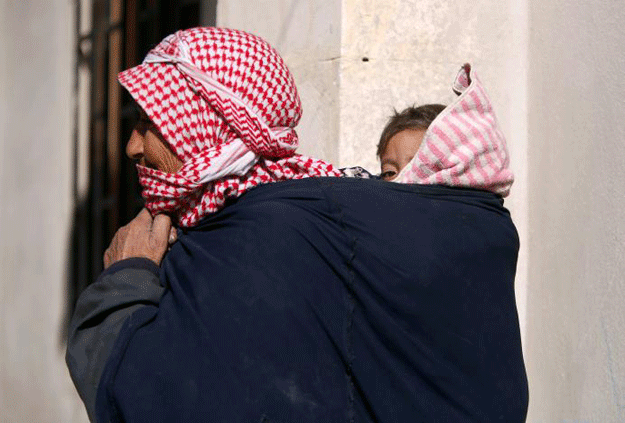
[135,117,154,133]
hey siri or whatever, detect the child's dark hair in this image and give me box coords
[377,104,447,157]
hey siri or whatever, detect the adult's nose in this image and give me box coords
[126,129,144,160]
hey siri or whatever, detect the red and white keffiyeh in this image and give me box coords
[118,27,341,227]
[394,64,514,197]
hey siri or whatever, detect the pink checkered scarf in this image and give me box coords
[118,27,341,228]
[394,64,514,197]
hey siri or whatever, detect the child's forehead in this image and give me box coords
[388,128,427,149]
[381,129,427,162]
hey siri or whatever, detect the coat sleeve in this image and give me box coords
[65,257,164,422]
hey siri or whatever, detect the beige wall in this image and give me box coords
[525,0,625,421]
[0,0,88,421]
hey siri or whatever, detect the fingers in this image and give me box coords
[136,207,153,223]
[168,226,178,245]
[103,248,111,269]
[152,213,172,240]
[102,209,175,268]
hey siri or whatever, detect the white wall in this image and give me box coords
[0,1,88,421]
[524,0,625,421]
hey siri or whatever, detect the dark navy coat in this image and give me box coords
[69,177,528,422]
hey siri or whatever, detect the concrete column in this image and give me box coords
[0,1,88,421]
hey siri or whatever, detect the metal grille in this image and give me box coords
[68,0,216,318]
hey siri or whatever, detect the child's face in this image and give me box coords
[379,128,427,181]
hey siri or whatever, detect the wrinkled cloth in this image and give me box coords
[119,27,340,227]
[341,166,377,179]
[394,64,514,197]
[93,177,529,423]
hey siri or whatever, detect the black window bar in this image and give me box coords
[67,0,215,331]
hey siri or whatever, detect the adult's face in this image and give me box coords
[379,128,426,181]
[126,109,183,174]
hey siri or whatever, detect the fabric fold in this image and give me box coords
[394,63,514,197]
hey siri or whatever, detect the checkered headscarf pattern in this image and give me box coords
[394,64,514,197]
[118,27,341,227]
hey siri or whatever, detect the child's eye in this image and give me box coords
[379,170,397,180]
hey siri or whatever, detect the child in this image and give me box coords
[376,64,514,198]
[377,104,446,181]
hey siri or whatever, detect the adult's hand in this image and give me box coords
[103,208,175,268]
